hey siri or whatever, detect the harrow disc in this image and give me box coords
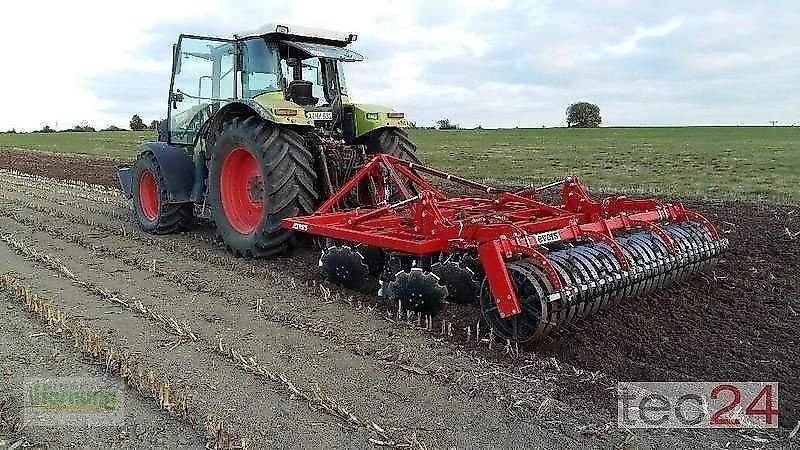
[319,245,370,289]
[388,268,448,314]
[480,220,728,342]
[431,255,480,305]
[356,245,386,276]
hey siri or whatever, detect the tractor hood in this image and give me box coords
[282,41,364,61]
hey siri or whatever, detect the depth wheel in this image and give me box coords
[131,152,193,234]
[209,117,318,258]
[479,260,550,343]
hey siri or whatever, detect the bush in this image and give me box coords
[66,124,96,132]
[130,114,147,131]
[436,118,460,130]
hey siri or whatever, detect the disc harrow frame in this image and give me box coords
[283,154,729,341]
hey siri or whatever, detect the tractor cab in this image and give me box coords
[168,24,368,146]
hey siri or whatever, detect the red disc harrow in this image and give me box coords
[283,154,728,342]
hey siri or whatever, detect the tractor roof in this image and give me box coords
[236,23,358,45]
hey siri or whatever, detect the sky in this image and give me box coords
[0,0,797,130]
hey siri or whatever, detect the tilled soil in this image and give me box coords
[539,199,800,427]
[0,152,797,447]
[0,148,128,188]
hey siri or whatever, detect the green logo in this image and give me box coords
[28,383,117,412]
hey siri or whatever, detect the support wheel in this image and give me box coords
[209,116,318,258]
[131,152,193,234]
[479,259,550,343]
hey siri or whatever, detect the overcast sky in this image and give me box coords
[1,0,797,130]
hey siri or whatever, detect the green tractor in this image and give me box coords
[117,24,419,257]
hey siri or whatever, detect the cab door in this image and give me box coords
[168,35,235,146]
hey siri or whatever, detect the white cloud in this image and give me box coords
[604,17,683,55]
[0,1,798,130]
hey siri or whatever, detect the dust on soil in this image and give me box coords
[0,150,797,446]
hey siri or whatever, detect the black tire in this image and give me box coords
[131,152,193,234]
[208,116,318,258]
[359,127,421,163]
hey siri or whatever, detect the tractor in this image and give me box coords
[118,23,418,257]
[118,24,728,342]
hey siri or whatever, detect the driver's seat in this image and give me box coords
[286,80,317,106]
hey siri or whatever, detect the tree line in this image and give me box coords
[3,102,604,133]
[432,102,602,130]
[0,114,163,134]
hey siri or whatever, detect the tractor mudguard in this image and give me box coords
[119,142,195,203]
[351,103,409,138]
[206,98,314,133]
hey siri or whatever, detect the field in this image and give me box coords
[0,129,798,448]
[1,126,798,201]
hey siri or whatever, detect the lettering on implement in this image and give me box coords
[534,230,560,245]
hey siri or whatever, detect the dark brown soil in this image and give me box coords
[2,149,797,430]
[0,148,128,188]
[540,199,799,428]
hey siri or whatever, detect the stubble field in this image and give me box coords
[0,127,797,448]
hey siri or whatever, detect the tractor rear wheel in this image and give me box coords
[131,152,193,234]
[360,127,421,163]
[208,116,318,258]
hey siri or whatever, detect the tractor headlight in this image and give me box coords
[365,112,379,120]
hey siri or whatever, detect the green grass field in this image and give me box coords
[0,131,156,158]
[1,127,797,202]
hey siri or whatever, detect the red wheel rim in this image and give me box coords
[220,146,264,234]
[138,169,159,221]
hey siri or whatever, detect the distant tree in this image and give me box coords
[436,118,459,130]
[102,125,125,131]
[4,129,16,134]
[149,120,161,130]
[130,114,147,131]
[566,102,602,128]
[68,121,96,132]
[37,125,56,133]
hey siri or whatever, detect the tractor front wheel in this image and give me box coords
[208,117,318,258]
[131,152,193,234]
[359,127,421,163]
